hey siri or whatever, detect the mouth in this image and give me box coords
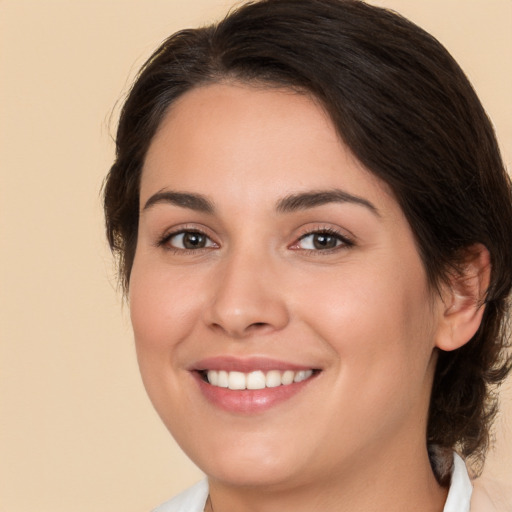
[199,368,318,390]
[191,357,322,413]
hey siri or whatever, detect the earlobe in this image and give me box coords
[435,244,491,352]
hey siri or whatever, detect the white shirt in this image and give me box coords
[153,453,473,512]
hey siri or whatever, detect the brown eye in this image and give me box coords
[167,231,215,250]
[311,233,339,249]
[182,232,207,249]
[295,230,352,251]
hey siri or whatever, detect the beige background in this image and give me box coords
[0,1,510,511]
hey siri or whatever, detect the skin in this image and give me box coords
[130,83,488,512]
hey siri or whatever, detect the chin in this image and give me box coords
[205,459,302,489]
[184,434,310,489]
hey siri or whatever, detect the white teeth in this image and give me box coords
[294,370,313,383]
[228,371,246,390]
[207,370,218,386]
[246,371,266,390]
[281,370,295,385]
[217,370,229,388]
[205,369,315,389]
[265,370,282,388]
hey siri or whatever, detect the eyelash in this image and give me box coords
[292,227,354,254]
[156,227,355,254]
[156,228,218,255]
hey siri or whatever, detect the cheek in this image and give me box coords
[299,255,436,388]
[310,266,435,435]
[128,263,213,432]
[128,257,207,421]
[129,258,205,353]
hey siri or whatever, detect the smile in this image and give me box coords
[204,369,314,390]
[192,357,321,413]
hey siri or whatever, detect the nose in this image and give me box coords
[204,248,290,339]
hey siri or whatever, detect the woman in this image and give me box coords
[104,1,512,510]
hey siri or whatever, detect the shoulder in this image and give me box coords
[471,477,511,512]
[151,480,209,512]
[445,452,511,512]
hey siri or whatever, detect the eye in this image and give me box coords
[294,229,353,251]
[162,230,217,251]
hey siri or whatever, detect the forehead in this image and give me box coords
[140,82,393,212]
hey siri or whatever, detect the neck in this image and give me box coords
[206,442,449,512]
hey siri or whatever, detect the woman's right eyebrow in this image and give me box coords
[142,191,215,214]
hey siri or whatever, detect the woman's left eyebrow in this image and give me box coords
[276,189,380,216]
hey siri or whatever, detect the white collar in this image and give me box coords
[443,452,473,512]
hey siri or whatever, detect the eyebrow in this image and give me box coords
[142,188,379,216]
[143,191,215,214]
[276,189,379,215]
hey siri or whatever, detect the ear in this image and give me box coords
[435,244,491,352]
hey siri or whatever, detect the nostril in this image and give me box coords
[246,322,273,333]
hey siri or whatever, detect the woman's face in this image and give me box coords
[130,83,444,489]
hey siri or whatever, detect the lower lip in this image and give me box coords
[194,372,317,414]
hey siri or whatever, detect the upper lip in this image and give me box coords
[191,356,319,373]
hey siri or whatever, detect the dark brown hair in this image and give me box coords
[104,0,512,475]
